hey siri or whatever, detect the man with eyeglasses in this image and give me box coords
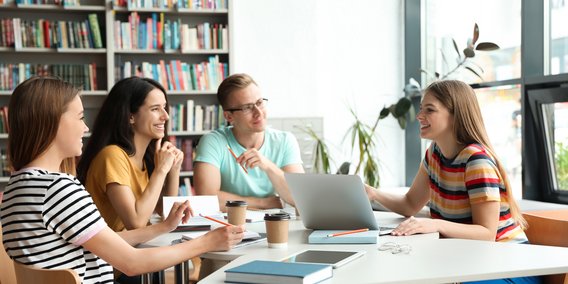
[193,73,304,211]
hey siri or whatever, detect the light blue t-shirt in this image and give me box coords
[194,126,302,197]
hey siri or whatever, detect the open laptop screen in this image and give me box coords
[285,173,379,230]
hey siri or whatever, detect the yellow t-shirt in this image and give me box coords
[85,145,149,232]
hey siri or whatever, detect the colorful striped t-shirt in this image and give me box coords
[422,143,527,243]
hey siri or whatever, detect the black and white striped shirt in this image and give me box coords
[1,168,114,283]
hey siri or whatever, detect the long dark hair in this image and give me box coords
[9,76,80,174]
[77,77,168,182]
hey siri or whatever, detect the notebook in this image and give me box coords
[285,173,379,230]
[308,230,379,244]
[162,196,222,229]
[182,231,267,249]
[225,260,332,284]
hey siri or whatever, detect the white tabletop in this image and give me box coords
[142,211,568,283]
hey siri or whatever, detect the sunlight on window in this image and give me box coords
[549,0,568,75]
[424,0,521,84]
[551,103,568,190]
[475,86,523,198]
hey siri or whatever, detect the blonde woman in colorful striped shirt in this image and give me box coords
[365,80,540,284]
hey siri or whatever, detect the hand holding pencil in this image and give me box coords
[198,216,245,251]
[227,145,249,174]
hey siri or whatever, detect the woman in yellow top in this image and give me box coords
[77,77,182,232]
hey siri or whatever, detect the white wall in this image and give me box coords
[231,0,405,187]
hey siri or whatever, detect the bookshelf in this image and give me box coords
[0,0,231,183]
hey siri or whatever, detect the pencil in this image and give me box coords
[327,228,369,237]
[227,145,249,174]
[199,214,232,226]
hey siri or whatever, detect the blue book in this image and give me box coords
[225,260,332,284]
[308,230,379,244]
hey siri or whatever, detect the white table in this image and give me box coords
[143,211,568,283]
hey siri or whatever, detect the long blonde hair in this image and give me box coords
[424,80,526,228]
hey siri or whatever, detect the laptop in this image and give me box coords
[285,173,379,230]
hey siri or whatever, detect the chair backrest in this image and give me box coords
[13,261,81,284]
[1,223,17,284]
[522,209,568,284]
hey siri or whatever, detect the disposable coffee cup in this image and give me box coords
[264,213,291,248]
[226,200,247,226]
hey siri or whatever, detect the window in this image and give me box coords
[475,85,523,198]
[526,81,568,202]
[549,0,568,75]
[423,0,521,84]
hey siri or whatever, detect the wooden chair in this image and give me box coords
[522,209,568,284]
[13,261,80,284]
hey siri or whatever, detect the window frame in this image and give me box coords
[524,74,568,203]
[405,0,568,204]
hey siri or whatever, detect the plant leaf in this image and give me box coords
[397,117,407,129]
[299,126,332,174]
[336,162,350,175]
[465,66,484,81]
[393,97,412,117]
[420,68,438,81]
[472,23,479,45]
[463,47,475,58]
[475,42,499,51]
[379,107,390,119]
[452,38,461,59]
[465,60,485,74]
[467,38,473,49]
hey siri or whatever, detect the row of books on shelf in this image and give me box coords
[9,0,80,5]
[0,63,98,91]
[114,12,226,51]
[0,14,103,49]
[116,56,227,91]
[1,0,224,9]
[168,101,225,132]
[168,136,194,171]
[113,0,227,10]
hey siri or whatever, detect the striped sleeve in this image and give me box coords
[43,176,107,246]
[464,152,502,204]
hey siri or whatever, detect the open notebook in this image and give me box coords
[163,196,223,231]
[182,231,267,249]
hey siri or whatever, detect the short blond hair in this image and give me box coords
[217,73,257,108]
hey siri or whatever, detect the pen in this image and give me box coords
[227,145,249,174]
[200,214,232,227]
[327,228,369,237]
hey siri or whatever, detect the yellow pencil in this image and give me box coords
[227,145,249,174]
[327,228,369,237]
[199,214,232,226]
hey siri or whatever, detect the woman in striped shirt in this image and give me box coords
[1,76,244,284]
[365,80,539,283]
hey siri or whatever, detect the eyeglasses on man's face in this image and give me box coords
[225,98,268,114]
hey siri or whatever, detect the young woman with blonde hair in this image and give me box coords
[366,80,539,283]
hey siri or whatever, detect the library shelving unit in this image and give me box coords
[0,0,231,185]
